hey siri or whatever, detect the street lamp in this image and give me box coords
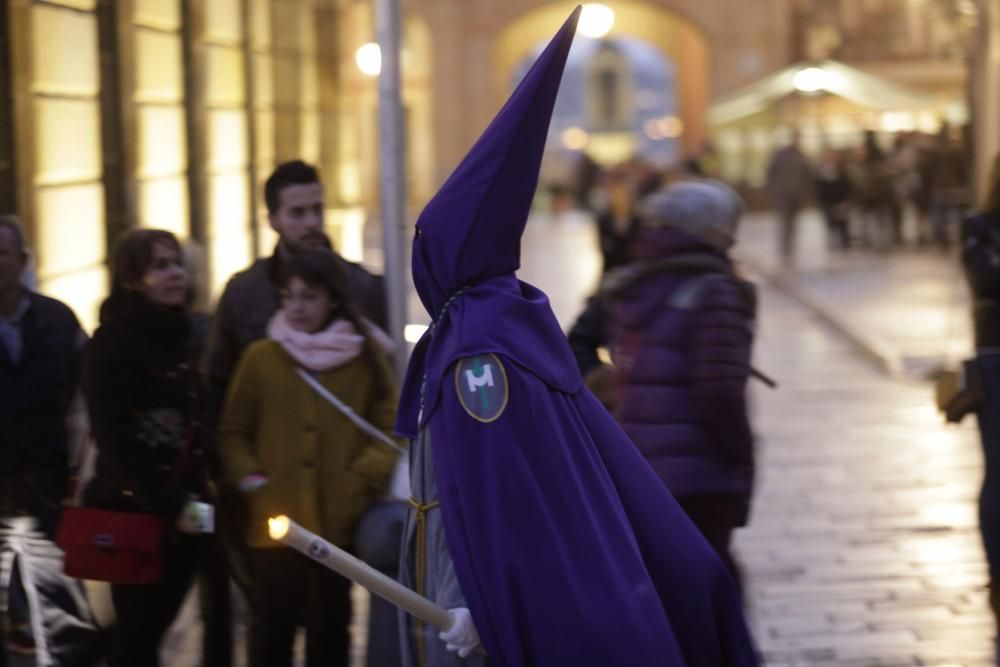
[579,4,615,39]
[793,66,829,93]
[356,43,382,77]
[561,126,589,150]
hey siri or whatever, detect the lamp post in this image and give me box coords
[973,0,1000,206]
[376,0,408,379]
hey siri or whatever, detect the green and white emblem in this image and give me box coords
[454,354,508,423]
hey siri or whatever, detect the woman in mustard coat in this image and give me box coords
[217,250,401,667]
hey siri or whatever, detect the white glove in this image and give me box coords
[439,607,481,658]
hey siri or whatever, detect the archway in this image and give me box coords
[494,1,711,159]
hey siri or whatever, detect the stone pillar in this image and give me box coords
[973,0,1000,205]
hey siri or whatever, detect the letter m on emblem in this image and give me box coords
[465,364,495,394]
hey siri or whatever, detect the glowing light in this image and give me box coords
[268,516,290,540]
[793,66,829,93]
[916,111,942,134]
[880,111,915,133]
[659,116,684,138]
[643,119,663,141]
[561,126,589,150]
[327,207,365,263]
[644,116,683,141]
[405,324,428,343]
[578,4,615,39]
[355,43,382,77]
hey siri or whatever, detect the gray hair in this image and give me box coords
[637,179,744,250]
[0,214,28,257]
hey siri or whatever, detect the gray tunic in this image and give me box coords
[399,429,488,667]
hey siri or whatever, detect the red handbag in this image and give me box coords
[59,357,202,585]
[57,507,165,585]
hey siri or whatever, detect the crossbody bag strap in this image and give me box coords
[295,367,406,455]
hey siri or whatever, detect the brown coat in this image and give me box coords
[218,339,402,547]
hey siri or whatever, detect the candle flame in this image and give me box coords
[268,515,290,540]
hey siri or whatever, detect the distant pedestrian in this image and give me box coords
[929,125,968,249]
[766,130,813,262]
[856,130,901,251]
[815,149,854,251]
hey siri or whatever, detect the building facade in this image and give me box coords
[2,0,794,328]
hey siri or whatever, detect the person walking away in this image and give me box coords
[217,250,401,667]
[815,149,854,251]
[765,129,813,264]
[929,125,969,249]
[82,229,212,666]
[592,180,756,591]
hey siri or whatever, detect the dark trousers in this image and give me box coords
[975,353,1000,633]
[216,486,257,664]
[677,495,747,596]
[355,501,407,667]
[248,547,352,667]
[198,531,233,667]
[776,202,802,261]
[110,534,201,667]
[821,204,850,250]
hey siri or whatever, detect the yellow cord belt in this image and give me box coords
[409,497,440,667]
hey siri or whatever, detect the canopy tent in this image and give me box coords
[705,59,965,190]
[709,60,954,126]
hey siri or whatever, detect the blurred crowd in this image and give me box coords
[548,123,970,268]
[0,161,406,667]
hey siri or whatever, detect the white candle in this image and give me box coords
[268,515,454,631]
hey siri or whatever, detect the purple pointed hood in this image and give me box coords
[411,6,580,315]
[397,7,583,437]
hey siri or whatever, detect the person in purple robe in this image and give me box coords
[396,7,759,666]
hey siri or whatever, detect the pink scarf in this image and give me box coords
[267,311,395,372]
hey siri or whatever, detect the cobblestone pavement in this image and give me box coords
[735,211,971,377]
[157,210,993,666]
[742,283,992,666]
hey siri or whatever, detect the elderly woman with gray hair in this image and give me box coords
[568,179,757,593]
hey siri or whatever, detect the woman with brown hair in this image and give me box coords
[82,228,211,666]
[218,249,401,667]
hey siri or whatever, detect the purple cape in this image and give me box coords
[431,353,758,665]
[397,7,758,665]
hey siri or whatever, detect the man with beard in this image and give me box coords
[204,160,387,666]
[207,160,387,376]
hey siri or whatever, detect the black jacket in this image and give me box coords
[83,291,207,519]
[962,211,1000,348]
[0,292,82,516]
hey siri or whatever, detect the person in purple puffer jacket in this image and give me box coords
[568,178,757,593]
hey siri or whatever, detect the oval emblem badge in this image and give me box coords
[454,354,508,423]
